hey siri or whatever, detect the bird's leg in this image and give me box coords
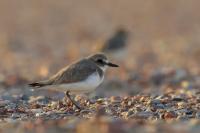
[65,91,82,110]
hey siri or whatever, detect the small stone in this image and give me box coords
[20,94,29,101]
[121,109,134,119]
[30,103,41,109]
[126,110,134,117]
[131,111,153,119]
[127,101,132,106]
[29,96,49,105]
[6,103,17,110]
[49,101,58,109]
[31,108,43,114]
[149,99,161,105]
[135,106,143,112]
[196,112,200,119]
[110,96,121,103]
[96,98,104,104]
[163,111,177,119]
[80,109,92,114]
[149,99,165,109]
[177,116,189,121]
[196,98,200,103]
[185,110,193,115]
[172,97,184,102]
[11,113,21,119]
[121,112,128,118]
[74,95,87,102]
[177,102,187,108]
[35,113,42,117]
[139,97,146,102]
[45,111,53,115]
[177,109,188,114]
[153,103,165,109]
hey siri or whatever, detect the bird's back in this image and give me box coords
[29,58,103,87]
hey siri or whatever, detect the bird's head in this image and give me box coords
[88,53,119,71]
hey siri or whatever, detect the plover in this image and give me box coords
[92,28,128,59]
[29,53,119,109]
[101,28,128,53]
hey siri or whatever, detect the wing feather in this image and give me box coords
[49,59,100,84]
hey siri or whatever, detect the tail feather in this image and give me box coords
[29,81,47,87]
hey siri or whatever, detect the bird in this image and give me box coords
[101,28,128,53]
[29,53,119,110]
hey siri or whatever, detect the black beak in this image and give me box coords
[106,62,119,67]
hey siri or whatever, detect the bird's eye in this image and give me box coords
[97,59,103,64]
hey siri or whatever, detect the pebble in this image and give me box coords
[126,109,134,118]
[96,98,104,104]
[80,109,92,114]
[49,101,59,109]
[110,96,121,103]
[177,109,188,114]
[35,113,43,117]
[152,103,165,109]
[132,111,153,119]
[196,112,200,119]
[177,116,189,121]
[127,101,132,106]
[31,108,43,114]
[148,99,159,105]
[11,113,21,119]
[20,94,29,101]
[28,96,49,104]
[177,102,187,108]
[0,100,9,107]
[172,97,184,102]
[6,103,17,110]
[163,111,177,119]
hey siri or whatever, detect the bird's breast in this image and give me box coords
[57,72,104,94]
[84,71,104,88]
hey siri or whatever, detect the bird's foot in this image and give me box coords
[65,91,82,111]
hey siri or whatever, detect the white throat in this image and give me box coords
[99,65,108,72]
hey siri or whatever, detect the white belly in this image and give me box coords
[46,72,104,94]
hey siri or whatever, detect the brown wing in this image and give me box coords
[48,59,103,85]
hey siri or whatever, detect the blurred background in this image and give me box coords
[1,0,200,96]
[1,1,200,133]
